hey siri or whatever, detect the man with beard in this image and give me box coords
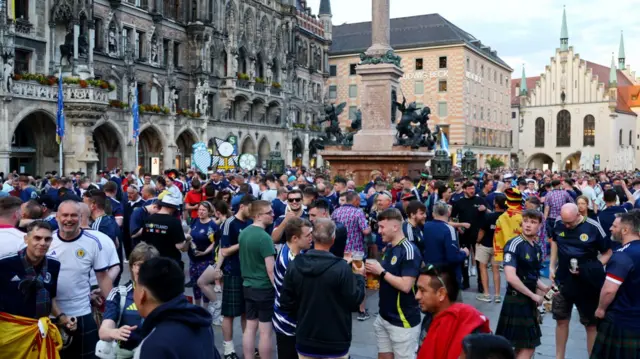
[495,210,549,359]
[47,200,115,359]
[271,189,307,244]
[308,200,347,257]
[591,211,640,359]
[0,196,26,257]
[550,203,611,358]
[402,200,426,253]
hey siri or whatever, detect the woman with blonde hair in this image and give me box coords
[97,243,159,358]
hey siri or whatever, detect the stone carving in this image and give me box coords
[394,97,437,149]
[342,110,363,147]
[60,26,75,65]
[316,102,346,144]
[3,58,13,93]
[11,81,109,103]
[108,27,118,56]
[129,81,137,104]
[194,79,209,114]
[359,50,402,68]
[150,34,158,64]
[167,88,177,113]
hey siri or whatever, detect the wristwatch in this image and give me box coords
[380,270,387,280]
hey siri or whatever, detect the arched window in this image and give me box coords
[583,115,595,146]
[535,117,544,147]
[630,130,633,146]
[619,129,623,146]
[556,110,571,147]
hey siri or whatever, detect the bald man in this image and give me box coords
[549,203,612,358]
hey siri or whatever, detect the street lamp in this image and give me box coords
[430,149,452,181]
[461,149,477,178]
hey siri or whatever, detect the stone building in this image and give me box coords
[1,0,331,175]
[327,13,513,167]
[513,8,639,171]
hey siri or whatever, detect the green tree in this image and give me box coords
[485,157,505,170]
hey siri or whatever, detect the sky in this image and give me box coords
[306,0,640,79]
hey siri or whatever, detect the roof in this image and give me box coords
[511,77,540,105]
[511,61,635,111]
[616,85,640,116]
[319,0,331,15]
[329,13,512,70]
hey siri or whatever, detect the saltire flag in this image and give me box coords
[132,86,140,142]
[440,132,450,156]
[56,70,65,144]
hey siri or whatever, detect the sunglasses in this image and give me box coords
[288,198,302,203]
[425,263,446,289]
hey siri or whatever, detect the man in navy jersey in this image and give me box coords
[271,187,289,219]
[365,208,422,359]
[592,211,640,358]
[496,210,549,358]
[220,194,255,359]
[271,189,307,244]
[88,191,123,284]
[550,203,612,359]
[273,218,313,359]
[597,184,635,251]
[103,181,124,227]
[402,200,426,253]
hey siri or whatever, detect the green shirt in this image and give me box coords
[239,225,276,289]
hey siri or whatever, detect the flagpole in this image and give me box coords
[57,67,64,176]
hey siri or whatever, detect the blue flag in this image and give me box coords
[132,87,140,140]
[441,132,450,155]
[56,72,65,144]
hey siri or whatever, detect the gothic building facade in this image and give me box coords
[1,0,332,175]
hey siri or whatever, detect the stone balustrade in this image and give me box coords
[10,81,110,104]
[254,83,266,92]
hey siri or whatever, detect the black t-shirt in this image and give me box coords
[479,211,502,247]
[330,222,348,258]
[140,213,186,263]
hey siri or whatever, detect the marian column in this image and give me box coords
[351,0,403,152]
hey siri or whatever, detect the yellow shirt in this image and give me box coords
[493,209,523,261]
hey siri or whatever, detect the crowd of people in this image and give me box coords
[0,166,639,359]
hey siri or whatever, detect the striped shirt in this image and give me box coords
[273,243,297,336]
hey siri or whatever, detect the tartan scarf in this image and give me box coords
[18,248,51,319]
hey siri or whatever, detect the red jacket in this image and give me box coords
[418,303,491,359]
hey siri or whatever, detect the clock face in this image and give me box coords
[239,154,257,171]
[218,142,235,157]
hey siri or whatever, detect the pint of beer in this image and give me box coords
[365,259,380,290]
[352,251,364,270]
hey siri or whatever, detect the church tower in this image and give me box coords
[319,0,332,41]
[619,31,626,71]
[560,6,569,52]
[609,53,618,112]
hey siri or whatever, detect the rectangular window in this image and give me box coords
[14,49,30,74]
[173,42,180,67]
[136,31,145,60]
[122,28,130,53]
[349,85,357,98]
[349,106,358,120]
[438,80,447,92]
[94,18,103,51]
[480,106,484,120]
[163,39,169,67]
[438,102,448,117]
[329,85,337,99]
[136,83,144,104]
[15,0,28,20]
[415,58,423,70]
[439,56,447,69]
[511,111,516,119]
[329,65,337,77]
[414,80,424,95]
[349,64,357,75]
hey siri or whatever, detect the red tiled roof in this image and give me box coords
[510,77,540,105]
[616,85,640,116]
[585,61,634,89]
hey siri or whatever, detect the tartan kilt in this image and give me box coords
[221,274,245,317]
[495,292,542,349]
[591,319,640,359]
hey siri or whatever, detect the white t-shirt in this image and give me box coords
[47,229,114,317]
[0,227,26,257]
[87,230,121,287]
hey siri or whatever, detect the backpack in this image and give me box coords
[95,286,131,359]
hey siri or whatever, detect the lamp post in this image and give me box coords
[430,149,452,181]
[461,149,477,178]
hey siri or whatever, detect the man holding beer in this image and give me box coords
[365,208,423,359]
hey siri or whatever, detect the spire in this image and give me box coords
[520,64,528,96]
[619,31,626,70]
[610,52,617,87]
[560,6,569,51]
[319,0,331,16]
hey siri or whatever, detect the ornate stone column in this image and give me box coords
[89,20,95,77]
[365,0,392,56]
[48,22,56,74]
[302,133,310,168]
[73,21,80,75]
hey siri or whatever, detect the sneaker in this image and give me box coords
[494,295,502,303]
[475,294,492,303]
[470,266,477,277]
[212,317,223,326]
[255,348,260,358]
[357,310,371,321]
[224,353,239,359]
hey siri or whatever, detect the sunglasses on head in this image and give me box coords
[424,263,446,289]
[288,197,302,203]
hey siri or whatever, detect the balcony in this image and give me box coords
[10,79,110,104]
[254,82,266,93]
[270,87,281,96]
[237,79,250,89]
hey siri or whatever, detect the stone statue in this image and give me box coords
[316,102,346,144]
[359,50,402,67]
[391,89,397,123]
[60,27,75,65]
[167,88,177,113]
[3,58,13,93]
[129,81,137,104]
[342,110,363,146]
[108,29,118,56]
[78,34,89,57]
[151,42,158,64]
[194,82,203,113]
[231,54,238,75]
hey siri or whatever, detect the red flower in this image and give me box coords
[79,80,88,88]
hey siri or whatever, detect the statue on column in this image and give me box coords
[3,58,13,93]
[194,83,203,114]
[129,81,137,105]
[167,88,177,113]
[108,27,118,56]
[60,24,75,65]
